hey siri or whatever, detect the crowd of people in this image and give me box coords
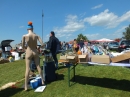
[48,38,86,54]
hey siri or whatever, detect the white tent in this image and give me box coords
[96,38,114,42]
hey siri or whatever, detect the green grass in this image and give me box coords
[0,56,130,97]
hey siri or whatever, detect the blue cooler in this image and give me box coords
[36,77,42,86]
[30,79,38,89]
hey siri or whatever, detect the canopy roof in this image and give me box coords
[96,38,114,42]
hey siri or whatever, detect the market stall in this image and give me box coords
[59,44,130,87]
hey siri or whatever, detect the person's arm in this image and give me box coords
[37,35,44,48]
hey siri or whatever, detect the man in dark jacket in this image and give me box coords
[48,31,59,69]
[78,38,84,50]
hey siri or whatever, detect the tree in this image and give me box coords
[76,33,88,42]
[123,25,130,40]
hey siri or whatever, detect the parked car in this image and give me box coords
[0,39,14,58]
[1,40,14,51]
[106,42,119,50]
[118,40,130,52]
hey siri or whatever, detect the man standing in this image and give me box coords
[78,38,84,50]
[48,31,59,69]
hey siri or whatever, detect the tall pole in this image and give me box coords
[42,10,44,42]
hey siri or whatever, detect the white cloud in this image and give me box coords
[85,33,100,40]
[51,9,130,41]
[45,32,72,41]
[46,34,49,37]
[114,26,127,34]
[53,15,85,36]
[112,26,127,38]
[79,12,86,17]
[43,34,49,42]
[84,9,119,28]
[55,33,72,39]
[43,35,49,42]
[67,34,72,36]
[104,26,127,39]
[84,9,130,28]
[52,15,85,40]
[56,33,66,37]
[19,26,24,28]
[118,11,130,22]
[91,4,103,9]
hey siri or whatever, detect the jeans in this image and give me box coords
[52,54,58,68]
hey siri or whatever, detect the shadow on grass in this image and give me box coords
[0,88,23,97]
[72,75,130,91]
[56,73,64,81]
[58,65,68,70]
[45,73,64,84]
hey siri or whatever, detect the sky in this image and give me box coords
[0,0,130,46]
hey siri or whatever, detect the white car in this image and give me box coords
[106,42,119,50]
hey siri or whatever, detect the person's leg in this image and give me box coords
[52,54,58,68]
[34,56,45,85]
[25,58,31,91]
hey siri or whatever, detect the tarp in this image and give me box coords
[96,38,114,42]
[87,62,130,67]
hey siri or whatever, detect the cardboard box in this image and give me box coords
[60,55,67,60]
[91,55,110,64]
[67,55,78,63]
[78,54,88,63]
[111,52,130,63]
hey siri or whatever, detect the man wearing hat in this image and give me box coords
[78,38,84,50]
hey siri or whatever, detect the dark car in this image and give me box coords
[0,39,14,58]
[106,42,119,50]
[0,40,14,52]
[118,40,130,52]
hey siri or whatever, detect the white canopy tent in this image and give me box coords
[96,38,114,42]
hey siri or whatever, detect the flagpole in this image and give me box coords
[42,10,44,42]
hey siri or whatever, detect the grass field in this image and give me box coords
[0,56,130,97]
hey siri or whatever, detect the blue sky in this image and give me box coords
[0,0,130,46]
